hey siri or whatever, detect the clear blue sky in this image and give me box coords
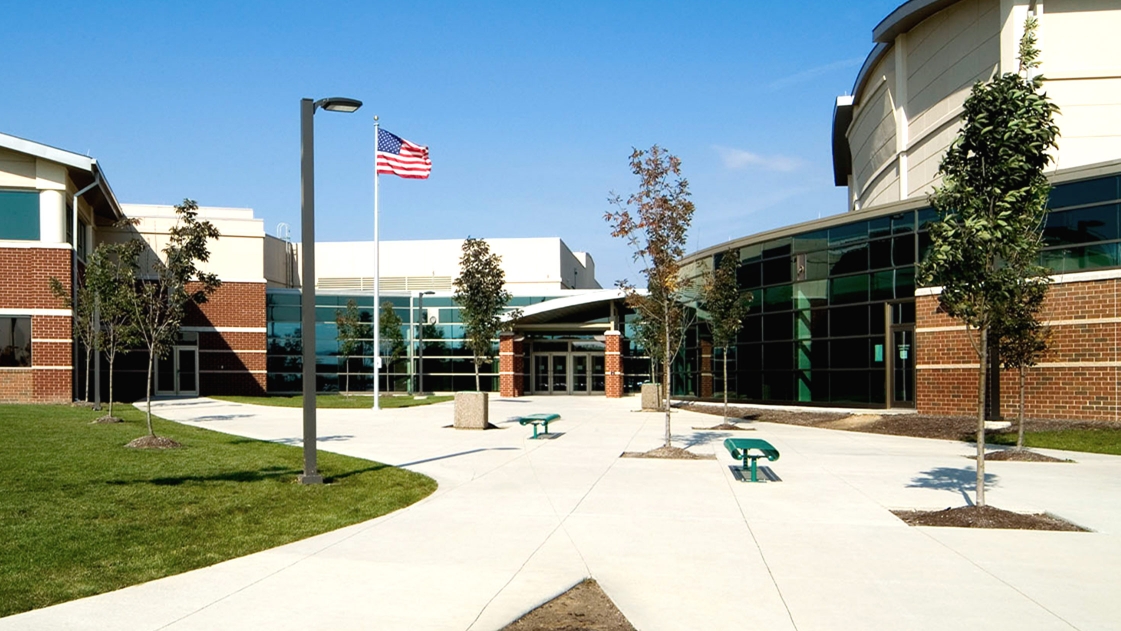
[2,1,900,285]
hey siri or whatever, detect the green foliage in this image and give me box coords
[0,404,435,617]
[119,199,222,435]
[453,237,519,390]
[917,16,1059,505]
[702,250,752,351]
[335,299,370,395]
[379,301,406,364]
[86,240,144,416]
[605,145,695,446]
[48,275,96,402]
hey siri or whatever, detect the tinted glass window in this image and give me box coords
[0,192,40,240]
[831,243,868,275]
[0,317,31,367]
[1043,204,1119,246]
[1049,176,1119,209]
[762,257,792,285]
[830,274,869,305]
[829,222,867,246]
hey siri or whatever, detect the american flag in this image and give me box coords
[376,129,431,179]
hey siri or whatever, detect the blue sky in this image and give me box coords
[2,1,900,285]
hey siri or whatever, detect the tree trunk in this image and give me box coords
[475,361,481,392]
[344,357,350,397]
[663,311,672,448]
[84,347,92,403]
[975,327,987,507]
[722,347,729,421]
[107,353,116,418]
[145,348,156,437]
[1017,366,1026,450]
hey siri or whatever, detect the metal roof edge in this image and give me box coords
[0,131,94,171]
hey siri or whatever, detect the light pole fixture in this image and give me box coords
[300,96,362,485]
[417,290,435,394]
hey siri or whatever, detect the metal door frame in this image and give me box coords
[156,345,199,396]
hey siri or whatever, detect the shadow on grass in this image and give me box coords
[107,463,392,486]
[906,466,998,506]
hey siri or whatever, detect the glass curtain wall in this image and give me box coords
[681,171,1121,407]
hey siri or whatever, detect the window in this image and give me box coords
[0,317,32,367]
[0,191,40,241]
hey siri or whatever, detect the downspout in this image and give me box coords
[72,173,101,402]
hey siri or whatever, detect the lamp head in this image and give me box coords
[315,97,363,113]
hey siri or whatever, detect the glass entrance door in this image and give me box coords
[531,352,608,394]
[890,328,914,407]
[551,354,569,392]
[156,346,199,396]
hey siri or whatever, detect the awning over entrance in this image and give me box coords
[509,288,630,329]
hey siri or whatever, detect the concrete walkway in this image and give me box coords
[4,396,1121,630]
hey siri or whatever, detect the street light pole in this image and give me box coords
[299,96,362,485]
[417,290,434,394]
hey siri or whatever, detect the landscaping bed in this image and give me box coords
[893,506,1088,531]
[681,402,1121,455]
[0,404,436,618]
[502,579,634,631]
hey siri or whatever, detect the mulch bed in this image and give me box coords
[893,505,1088,531]
[125,435,182,449]
[680,402,1121,441]
[985,449,1071,462]
[502,579,635,631]
[620,446,715,460]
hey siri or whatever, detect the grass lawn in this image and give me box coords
[0,403,436,618]
[988,428,1121,456]
[210,393,454,409]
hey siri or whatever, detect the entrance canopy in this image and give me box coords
[509,288,632,330]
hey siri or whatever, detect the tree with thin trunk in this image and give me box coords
[993,275,1050,450]
[453,237,518,391]
[335,299,368,396]
[379,301,406,392]
[918,16,1058,506]
[606,145,695,448]
[49,276,96,403]
[85,240,143,420]
[120,200,221,440]
[701,249,753,421]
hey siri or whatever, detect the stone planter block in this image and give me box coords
[454,391,489,429]
[641,383,663,410]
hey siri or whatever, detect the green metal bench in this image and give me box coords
[518,413,560,439]
[723,438,780,482]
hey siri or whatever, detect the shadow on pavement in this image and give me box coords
[396,447,520,468]
[906,466,998,506]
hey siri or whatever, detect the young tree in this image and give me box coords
[918,17,1058,505]
[49,276,96,403]
[993,275,1050,450]
[86,240,144,420]
[701,250,753,421]
[453,237,518,391]
[121,200,221,439]
[379,301,407,392]
[606,145,695,448]
[335,299,369,396]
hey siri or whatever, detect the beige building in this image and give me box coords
[833,0,1121,210]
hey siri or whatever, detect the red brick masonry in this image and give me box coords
[605,331,623,398]
[916,276,1121,422]
[499,333,525,397]
[0,247,73,402]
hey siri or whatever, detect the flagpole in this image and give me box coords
[373,116,381,411]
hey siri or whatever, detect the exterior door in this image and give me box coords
[889,328,914,408]
[156,346,199,396]
[550,354,569,393]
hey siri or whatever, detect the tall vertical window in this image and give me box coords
[0,317,32,367]
[0,191,40,241]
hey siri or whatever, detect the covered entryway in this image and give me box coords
[530,352,606,394]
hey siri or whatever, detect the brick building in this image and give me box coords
[676,0,1121,422]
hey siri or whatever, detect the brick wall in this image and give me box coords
[700,339,713,398]
[916,277,1121,422]
[605,331,623,398]
[188,282,267,397]
[0,247,73,402]
[499,333,525,397]
[0,247,70,310]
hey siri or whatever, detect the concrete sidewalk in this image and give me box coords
[3,396,1120,630]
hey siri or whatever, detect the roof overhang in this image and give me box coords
[509,288,629,325]
[0,131,124,224]
[853,0,963,101]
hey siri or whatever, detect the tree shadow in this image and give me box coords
[906,466,998,506]
[396,447,520,467]
[193,414,256,422]
[677,431,730,449]
[272,434,355,445]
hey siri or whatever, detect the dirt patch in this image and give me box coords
[125,435,182,449]
[985,449,1072,463]
[692,423,755,431]
[680,402,1121,441]
[502,579,635,631]
[620,446,716,460]
[92,415,122,424]
[893,505,1088,531]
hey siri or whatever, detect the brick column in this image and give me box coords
[605,330,623,398]
[499,333,525,397]
[700,339,713,398]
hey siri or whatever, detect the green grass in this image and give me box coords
[0,404,436,618]
[987,428,1121,456]
[210,394,454,409]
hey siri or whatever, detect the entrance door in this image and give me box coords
[531,352,608,394]
[550,354,569,393]
[889,328,914,408]
[156,346,199,396]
